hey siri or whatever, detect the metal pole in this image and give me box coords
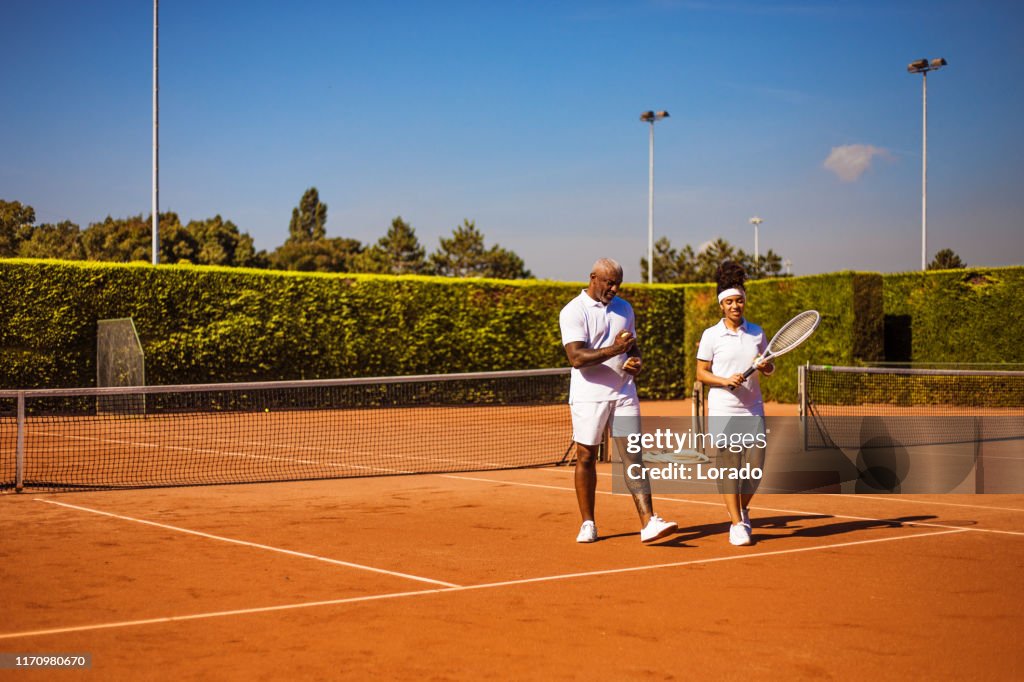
[647,120,654,285]
[921,70,927,271]
[15,392,24,492]
[152,0,159,265]
[799,365,807,450]
[754,222,759,274]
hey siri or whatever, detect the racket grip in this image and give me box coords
[727,365,759,392]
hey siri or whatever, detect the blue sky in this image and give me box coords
[2,0,1022,281]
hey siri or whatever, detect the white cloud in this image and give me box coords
[823,144,891,182]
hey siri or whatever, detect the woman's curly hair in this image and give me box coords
[715,260,747,295]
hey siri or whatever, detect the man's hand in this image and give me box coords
[622,356,642,376]
[612,330,635,355]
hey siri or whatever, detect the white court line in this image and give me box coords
[541,464,1024,512]
[822,494,1024,513]
[35,499,458,588]
[0,527,966,641]
[446,473,1024,537]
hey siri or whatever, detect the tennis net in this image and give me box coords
[800,364,1024,449]
[1,368,572,493]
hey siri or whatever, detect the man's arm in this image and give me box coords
[563,333,634,369]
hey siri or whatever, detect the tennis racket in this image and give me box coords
[729,310,821,391]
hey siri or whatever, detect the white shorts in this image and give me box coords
[570,396,641,446]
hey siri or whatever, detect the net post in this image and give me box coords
[598,423,610,463]
[15,392,25,493]
[799,363,808,450]
[692,380,704,454]
[973,416,985,494]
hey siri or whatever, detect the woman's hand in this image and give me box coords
[723,373,745,389]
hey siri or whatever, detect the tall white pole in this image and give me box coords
[921,71,927,271]
[647,120,654,285]
[754,223,759,272]
[152,0,159,265]
[749,216,763,276]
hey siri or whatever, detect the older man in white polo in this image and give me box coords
[559,258,677,544]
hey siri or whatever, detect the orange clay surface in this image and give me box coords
[1,400,1021,680]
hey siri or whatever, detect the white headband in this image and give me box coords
[717,287,745,303]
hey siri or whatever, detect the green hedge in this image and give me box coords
[2,259,1019,401]
[683,273,884,403]
[883,267,1024,365]
[0,260,686,398]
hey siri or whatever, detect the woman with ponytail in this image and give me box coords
[695,261,774,546]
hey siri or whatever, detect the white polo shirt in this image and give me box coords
[559,290,638,404]
[696,318,768,416]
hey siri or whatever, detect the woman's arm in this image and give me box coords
[696,359,745,390]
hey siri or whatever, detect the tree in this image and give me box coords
[429,219,532,279]
[186,215,266,268]
[81,214,152,261]
[288,187,328,242]
[80,213,190,263]
[271,187,366,271]
[928,248,965,270]
[641,236,791,283]
[640,237,696,283]
[17,221,87,260]
[355,216,427,274]
[0,199,36,256]
[696,238,738,282]
[759,249,786,278]
[269,237,364,272]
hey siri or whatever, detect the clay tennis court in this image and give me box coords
[2,399,1021,679]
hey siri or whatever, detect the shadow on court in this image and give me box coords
[613,513,943,547]
[750,513,941,543]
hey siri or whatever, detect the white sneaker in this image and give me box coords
[576,520,598,543]
[640,514,678,543]
[740,508,752,533]
[729,522,752,546]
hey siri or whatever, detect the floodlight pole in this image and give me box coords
[908,57,946,271]
[152,0,159,265]
[921,70,927,271]
[749,216,763,276]
[640,110,669,284]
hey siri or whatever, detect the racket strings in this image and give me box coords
[767,311,819,355]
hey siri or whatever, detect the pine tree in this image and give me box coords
[288,187,328,242]
[429,219,531,279]
[928,248,965,270]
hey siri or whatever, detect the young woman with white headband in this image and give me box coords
[695,261,774,547]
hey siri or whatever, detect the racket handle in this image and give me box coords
[727,365,759,391]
